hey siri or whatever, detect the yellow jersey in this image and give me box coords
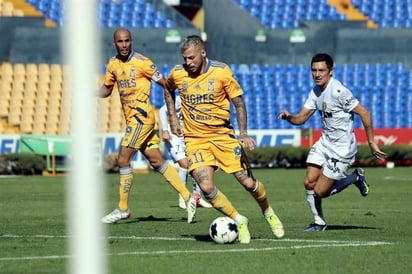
[167,59,243,137]
[103,51,163,125]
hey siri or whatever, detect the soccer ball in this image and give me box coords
[209,217,239,244]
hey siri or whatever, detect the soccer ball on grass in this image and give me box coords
[209,217,239,244]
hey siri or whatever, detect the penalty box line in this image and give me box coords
[0,234,393,261]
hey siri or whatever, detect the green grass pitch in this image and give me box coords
[0,167,411,273]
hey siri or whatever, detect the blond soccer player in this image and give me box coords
[164,35,285,243]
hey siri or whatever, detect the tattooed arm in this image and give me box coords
[231,95,256,150]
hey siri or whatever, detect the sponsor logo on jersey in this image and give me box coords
[130,67,136,78]
[182,81,188,93]
[207,79,215,92]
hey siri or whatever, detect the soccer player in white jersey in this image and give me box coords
[159,96,212,209]
[279,53,386,231]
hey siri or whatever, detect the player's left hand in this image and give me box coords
[369,142,386,160]
[240,136,256,151]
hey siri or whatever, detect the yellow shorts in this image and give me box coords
[121,121,160,151]
[185,134,244,174]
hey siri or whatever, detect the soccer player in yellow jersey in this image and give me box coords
[164,35,285,243]
[99,28,197,224]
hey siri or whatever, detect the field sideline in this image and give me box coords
[0,167,411,273]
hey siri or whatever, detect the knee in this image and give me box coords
[147,155,164,169]
[304,178,327,197]
[202,184,217,198]
[304,178,315,190]
[149,159,163,169]
[118,157,129,167]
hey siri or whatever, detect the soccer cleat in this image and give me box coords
[237,217,251,244]
[303,223,327,232]
[198,197,213,208]
[265,213,285,238]
[186,194,197,223]
[178,194,187,209]
[101,207,131,224]
[354,168,369,197]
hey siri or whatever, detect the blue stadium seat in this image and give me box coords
[95,62,412,130]
[352,0,412,28]
[30,0,176,29]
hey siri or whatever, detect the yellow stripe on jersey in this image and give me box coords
[103,51,161,125]
[167,59,243,136]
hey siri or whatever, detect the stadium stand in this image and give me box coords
[1,1,411,135]
[231,0,412,29]
[232,0,347,29]
[229,63,412,130]
[1,61,411,135]
[24,0,188,28]
[27,0,410,31]
[351,0,412,28]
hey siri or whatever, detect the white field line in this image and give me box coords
[383,176,411,181]
[0,234,393,262]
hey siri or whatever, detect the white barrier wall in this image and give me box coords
[0,129,301,169]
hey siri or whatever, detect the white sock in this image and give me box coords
[263,206,274,218]
[178,167,187,187]
[234,213,246,223]
[306,190,326,225]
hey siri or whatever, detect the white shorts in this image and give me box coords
[165,133,186,162]
[306,140,355,180]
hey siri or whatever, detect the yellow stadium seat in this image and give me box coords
[50,81,62,94]
[45,122,59,135]
[0,72,13,84]
[50,64,62,81]
[1,2,14,17]
[33,112,47,123]
[0,98,10,117]
[0,81,12,99]
[22,98,36,113]
[12,81,25,93]
[38,63,50,76]
[60,112,71,126]
[24,79,37,96]
[26,63,38,77]
[8,114,21,126]
[47,103,60,114]
[58,122,70,135]
[13,9,24,17]
[37,81,50,96]
[46,114,60,125]
[20,121,34,134]
[1,62,12,72]
[35,98,48,110]
[9,94,23,107]
[51,64,62,74]
[13,63,25,76]
[32,121,46,134]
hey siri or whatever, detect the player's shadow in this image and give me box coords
[325,224,377,230]
[122,215,174,224]
[192,234,214,242]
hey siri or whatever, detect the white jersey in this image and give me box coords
[304,78,359,161]
[159,96,186,162]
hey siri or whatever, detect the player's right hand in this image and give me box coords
[169,115,183,137]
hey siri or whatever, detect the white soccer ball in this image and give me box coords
[209,217,239,244]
